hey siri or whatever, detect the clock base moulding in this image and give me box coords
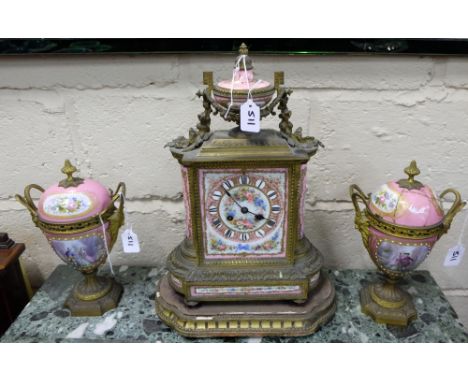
[156,271,336,338]
[166,237,326,303]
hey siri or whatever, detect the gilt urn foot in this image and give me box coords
[360,282,417,326]
[64,274,123,316]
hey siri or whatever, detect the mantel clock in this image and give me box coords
[156,44,336,337]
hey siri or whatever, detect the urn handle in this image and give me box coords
[110,182,126,203]
[105,182,127,249]
[350,184,370,214]
[112,182,126,227]
[15,184,45,220]
[439,188,466,234]
[349,184,371,251]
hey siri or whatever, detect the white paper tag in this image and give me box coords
[444,244,465,267]
[240,99,260,133]
[121,228,141,253]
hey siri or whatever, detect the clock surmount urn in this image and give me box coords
[350,161,464,326]
[156,44,336,337]
[16,160,126,316]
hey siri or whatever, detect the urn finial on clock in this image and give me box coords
[238,42,248,55]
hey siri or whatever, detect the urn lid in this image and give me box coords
[368,161,444,227]
[37,160,112,224]
[213,43,274,109]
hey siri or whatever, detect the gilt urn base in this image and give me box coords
[360,282,417,326]
[156,271,336,338]
[64,274,123,316]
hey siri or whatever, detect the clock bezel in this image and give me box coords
[187,161,303,267]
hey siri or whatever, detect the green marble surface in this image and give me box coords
[1,265,467,343]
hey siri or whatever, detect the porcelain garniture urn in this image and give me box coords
[16,160,126,316]
[350,161,465,326]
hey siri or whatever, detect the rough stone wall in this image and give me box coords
[1,54,467,326]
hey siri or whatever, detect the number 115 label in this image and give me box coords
[240,99,260,133]
[121,228,141,253]
[444,244,464,267]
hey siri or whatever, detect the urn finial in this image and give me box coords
[235,42,253,70]
[59,159,84,188]
[238,42,249,55]
[404,160,421,183]
[397,160,423,190]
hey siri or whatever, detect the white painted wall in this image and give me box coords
[1,53,467,326]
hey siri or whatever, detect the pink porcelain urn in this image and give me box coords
[16,160,126,316]
[212,43,275,109]
[350,160,464,326]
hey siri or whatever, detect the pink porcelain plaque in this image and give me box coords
[199,168,288,260]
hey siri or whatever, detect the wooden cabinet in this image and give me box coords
[0,233,31,336]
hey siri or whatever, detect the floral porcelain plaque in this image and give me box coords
[199,168,288,260]
[43,192,94,218]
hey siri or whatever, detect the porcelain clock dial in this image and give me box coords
[200,169,288,260]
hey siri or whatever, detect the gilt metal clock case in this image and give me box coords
[164,47,327,306]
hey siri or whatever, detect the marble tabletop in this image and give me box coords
[1,265,467,343]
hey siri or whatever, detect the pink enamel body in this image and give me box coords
[369,180,444,228]
[213,69,275,108]
[37,179,112,224]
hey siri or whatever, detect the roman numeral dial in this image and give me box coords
[207,174,283,243]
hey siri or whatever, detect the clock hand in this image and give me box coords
[246,210,265,220]
[223,189,264,220]
[224,189,249,214]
